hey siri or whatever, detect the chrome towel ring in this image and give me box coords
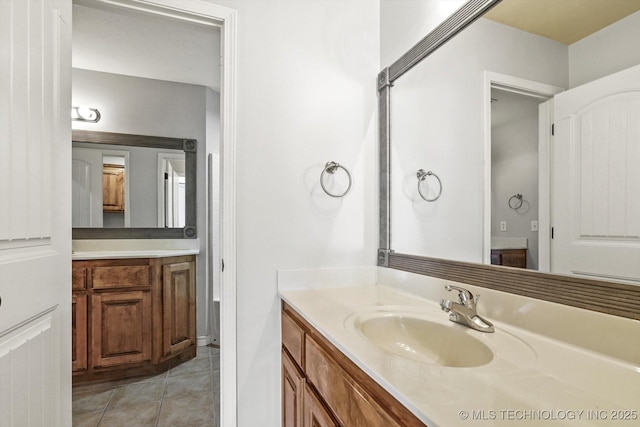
[416,169,442,202]
[509,194,523,209]
[320,161,352,198]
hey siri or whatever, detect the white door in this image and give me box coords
[0,0,72,426]
[72,148,104,227]
[552,64,640,283]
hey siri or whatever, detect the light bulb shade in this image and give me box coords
[71,106,101,122]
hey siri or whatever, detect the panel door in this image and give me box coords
[72,147,104,226]
[303,383,339,427]
[72,293,88,371]
[553,64,640,282]
[162,261,195,355]
[102,164,125,212]
[0,0,72,425]
[282,349,304,427]
[91,291,152,368]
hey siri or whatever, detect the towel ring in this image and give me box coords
[416,169,442,202]
[509,194,523,209]
[320,161,352,198]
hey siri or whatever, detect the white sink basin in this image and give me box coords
[345,306,535,369]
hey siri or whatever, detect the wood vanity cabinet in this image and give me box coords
[281,302,426,427]
[491,248,527,268]
[102,164,125,212]
[72,255,196,383]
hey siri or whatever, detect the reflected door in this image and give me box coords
[72,148,103,227]
[553,63,640,282]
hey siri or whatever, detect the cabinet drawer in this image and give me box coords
[305,336,399,427]
[282,310,305,367]
[92,265,151,289]
[72,268,87,290]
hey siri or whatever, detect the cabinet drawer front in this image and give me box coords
[72,268,87,290]
[282,310,305,367]
[92,265,151,289]
[305,337,399,427]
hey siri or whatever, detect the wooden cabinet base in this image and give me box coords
[282,302,426,427]
[73,346,195,383]
[72,255,196,384]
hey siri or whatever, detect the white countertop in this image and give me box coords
[71,238,200,260]
[279,282,640,426]
[72,249,199,260]
[491,237,528,250]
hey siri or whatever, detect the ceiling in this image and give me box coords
[484,0,640,44]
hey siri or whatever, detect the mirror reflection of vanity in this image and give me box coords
[378,0,640,319]
[72,130,197,239]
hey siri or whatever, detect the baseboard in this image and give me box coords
[197,336,210,346]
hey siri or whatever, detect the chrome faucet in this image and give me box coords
[440,285,494,333]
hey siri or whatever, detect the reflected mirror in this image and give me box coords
[382,0,640,284]
[72,130,197,239]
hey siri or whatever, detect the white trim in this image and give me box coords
[89,1,238,425]
[482,71,563,269]
[537,99,553,272]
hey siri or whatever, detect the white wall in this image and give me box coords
[203,0,379,425]
[491,89,540,270]
[73,3,221,90]
[72,68,213,337]
[380,0,466,66]
[569,11,640,88]
[389,17,567,262]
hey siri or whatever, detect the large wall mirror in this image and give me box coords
[378,0,640,319]
[72,130,197,239]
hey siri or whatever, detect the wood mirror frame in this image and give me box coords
[377,0,640,321]
[72,130,197,239]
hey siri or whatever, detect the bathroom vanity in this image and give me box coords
[279,268,640,427]
[282,302,424,427]
[72,252,197,383]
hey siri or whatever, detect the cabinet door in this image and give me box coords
[282,349,304,427]
[72,293,88,371]
[91,291,152,368]
[163,261,195,355]
[305,337,400,427]
[303,383,338,427]
[103,164,125,212]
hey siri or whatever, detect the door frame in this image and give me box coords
[482,71,563,270]
[86,1,237,425]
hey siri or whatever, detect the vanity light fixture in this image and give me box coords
[71,106,101,123]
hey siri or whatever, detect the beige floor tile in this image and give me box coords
[98,401,160,427]
[171,419,216,427]
[107,379,166,410]
[73,389,114,415]
[117,371,167,386]
[73,381,119,396]
[196,346,210,357]
[169,357,211,377]
[157,393,215,427]
[72,411,103,427]
[164,372,213,398]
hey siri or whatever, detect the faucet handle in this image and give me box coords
[444,285,475,306]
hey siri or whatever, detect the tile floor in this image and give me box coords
[72,345,220,427]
